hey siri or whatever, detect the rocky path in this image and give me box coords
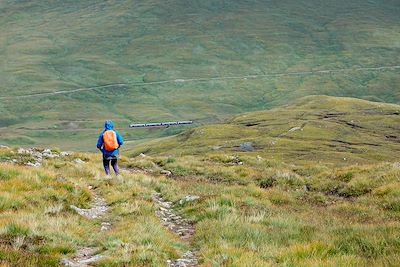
[61,247,104,267]
[63,169,199,266]
[62,188,111,267]
[153,193,199,267]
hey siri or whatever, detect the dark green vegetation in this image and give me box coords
[1,0,400,149]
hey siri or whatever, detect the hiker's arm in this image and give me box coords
[96,134,104,150]
[116,132,124,147]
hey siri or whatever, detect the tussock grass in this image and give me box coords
[120,98,400,265]
[0,150,188,266]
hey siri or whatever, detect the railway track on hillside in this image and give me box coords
[1,65,399,100]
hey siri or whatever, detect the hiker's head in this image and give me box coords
[104,120,114,130]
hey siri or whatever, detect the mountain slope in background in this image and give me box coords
[1,0,399,149]
[131,95,400,165]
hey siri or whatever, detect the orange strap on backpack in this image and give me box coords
[103,130,119,151]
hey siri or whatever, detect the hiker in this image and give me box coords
[97,120,124,175]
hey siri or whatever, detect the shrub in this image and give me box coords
[336,234,381,258]
[339,179,374,198]
[308,177,345,195]
[0,168,20,181]
[6,223,30,237]
[76,188,92,208]
[302,192,328,206]
[0,196,24,211]
[274,171,304,188]
[35,244,74,255]
[382,198,400,212]
[334,171,354,182]
[373,183,400,197]
[278,241,337,262]
[267,189,293,205]
[171,165,192,176]
[258,177,276,188]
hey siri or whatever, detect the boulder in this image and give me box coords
[74,158,86,165]
[240,142,254,152]
[160,170,172,176]
[18,148,28,154]
[26,162,41,168]
[289,126,302,132]
[60,151,72,157]
[178,195,200,205]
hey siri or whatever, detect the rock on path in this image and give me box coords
[70,192,108,219]
[61,248,104,267]
[153,193,199,267]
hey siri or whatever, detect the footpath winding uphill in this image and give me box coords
[124,166,200,266]
[61,171,199,267]
[62,188,111,267]
[153,193,199,267]
[0,146,199,267]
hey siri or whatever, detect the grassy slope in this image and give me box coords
[1,96,400,266]
[1,0,400,149]
[0,149,184,266]
[131,95,400,166]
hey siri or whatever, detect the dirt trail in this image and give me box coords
[62,188,111,267]
[153,193,199,267]
[1,65,399,99]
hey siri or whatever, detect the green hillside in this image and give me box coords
[1,96,400,266]
[1,0,400,149]
[130,95,400,166]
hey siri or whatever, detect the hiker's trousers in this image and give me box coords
[103,157,119,175]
